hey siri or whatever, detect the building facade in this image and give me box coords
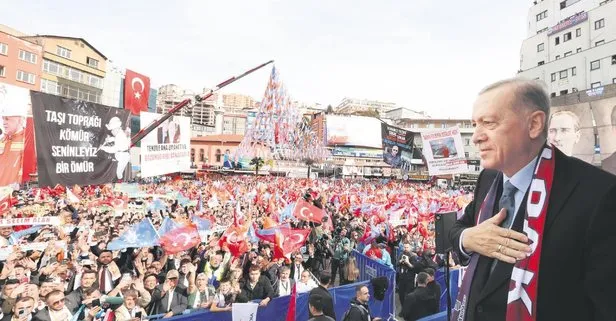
[222,93,257,110]
[518,0,616,96]
[384,107,430,120]
[157,84,220,130]
[335,97,397,116]
[21,35,107,104]
[0,30,43,91]
[222,112,247,135]
[190,134,243,167]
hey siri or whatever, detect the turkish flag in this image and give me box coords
[159,224,201,254]
[0,193,13,216]
[277,227,310,257]
[124,69,150,116]
[219,225,250,257]
[292,199,324,223]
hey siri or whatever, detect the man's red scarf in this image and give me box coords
[452,145,555,321]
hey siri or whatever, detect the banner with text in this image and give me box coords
[421,126,468,175]
[381,123,414,169]
[140,112,191,177]
[31,92,132,187]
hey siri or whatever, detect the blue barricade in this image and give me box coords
[418,311,448,321]
[160,250,395,321]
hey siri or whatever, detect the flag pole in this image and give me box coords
[130,60,275,147]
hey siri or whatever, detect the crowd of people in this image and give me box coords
[0,175,471,321]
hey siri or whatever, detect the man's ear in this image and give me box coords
[529,110,547,139]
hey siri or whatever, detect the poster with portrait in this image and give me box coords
[420,126,468,175]
[31,92,132,187]
[548,103,594,164]
[591,97,616,175]
[0,83,35,190]
[381,123,414,169]
[140,112,191,177]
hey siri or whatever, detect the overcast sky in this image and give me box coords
[2,1,530,118]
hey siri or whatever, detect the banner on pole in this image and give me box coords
[420,126,468,175]
[31,92,132,187]
[139,112,191,177]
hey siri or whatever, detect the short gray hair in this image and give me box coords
[479,78,550,137]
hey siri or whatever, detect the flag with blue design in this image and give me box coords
[158,217,183,236]
[279,202,295,222]
[108,218,159,250]
[148,198,167,212]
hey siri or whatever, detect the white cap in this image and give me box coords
[106,117,123,130]
[0,84,29,117]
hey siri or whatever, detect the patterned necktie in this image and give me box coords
[499,181,518,229]
[490,181,518,274]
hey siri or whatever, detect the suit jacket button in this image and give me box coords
[477,306,483,313]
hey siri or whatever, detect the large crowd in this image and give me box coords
[0,175,472,321]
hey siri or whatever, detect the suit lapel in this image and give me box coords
[544,149,578,232]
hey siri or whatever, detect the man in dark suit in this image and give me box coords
[601,105,616,175]
[401,273,437,321]
[308,273,335,320]
[449,78,616,321]
[150,270,188,318]
[33,290,80,321]
[240,267,273,307]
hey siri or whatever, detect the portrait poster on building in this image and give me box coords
[31,92,132,187]
[0,83,36,190]
[548,103,595,164]
[591,97,616,175]
[420,126,468,175]
[140,112,191,177]
[381,123,414,169]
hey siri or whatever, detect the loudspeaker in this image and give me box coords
[435,211,457,254]
[370,276,389,301]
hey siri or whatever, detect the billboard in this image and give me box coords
[331,146,383,158]
[381,123,414,169]
[420,126,468,175]
[31,92,132,187]
[325,115,382,148]
[0,83,35,189]
[591,97,616,175]
[140,112,191,177]
[548,103,595,164]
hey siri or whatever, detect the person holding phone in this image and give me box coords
[1,296,35,321]
[114,290,146,321]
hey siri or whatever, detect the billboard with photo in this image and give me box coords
[140,112,191,177]
[548,103,595,164]
[421,126,468,175]
[0,83,35,190]
[31,92,132,187]
[381,123,414,169]
[325,115,382,148]
[591,97,616,175]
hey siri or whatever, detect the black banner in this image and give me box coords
[31,92,132,187]
[381,123,414,169]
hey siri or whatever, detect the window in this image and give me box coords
[42,59,103,89]
[56,46,71,59]
[551,73,557,82]
[215,149,222,162]
[563,32,572,42]
[537,43,545,52]
[190,149,195,163]
[555,37,560,45]
[560,1,566,9]
[538,60,545,65]
[595,40,605,46]
[41,79,60,95]
[556,55,560,60]
[86,57,99,68]
[465,152,469,158]
[551,92,556,98]
[591,82,602,89]
[577,48,582,53]
[590,59,600,70]
[595,19,605,30]
[0,43,7,55]
[18,50,37,64]
[564,51,572,57]
[464,138,470,146]
[16,70,35,84]
[560,89,569,95]
[576,28,581,37]
[572,87,578,92]
[537,27,548,34]
[613,55,616,64]
[613,78,616,84]
[572,66,576,76]
[536,10,548,21]
[560,70,568,79]
[0,65,4,77]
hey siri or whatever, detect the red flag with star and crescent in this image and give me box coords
[292,198,324,223]
[124,69,150,115]
[159,223,201,254]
